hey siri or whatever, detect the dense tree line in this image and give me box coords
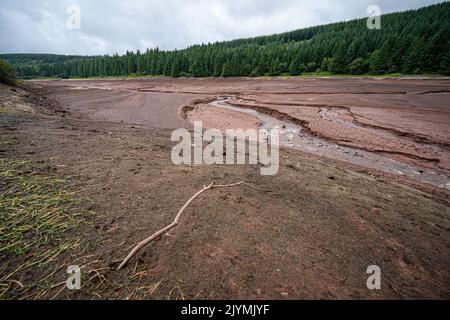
[2,3,449,78]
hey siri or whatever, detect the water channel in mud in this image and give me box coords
[209,97,450,190]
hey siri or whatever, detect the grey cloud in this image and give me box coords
[0,0,445,55]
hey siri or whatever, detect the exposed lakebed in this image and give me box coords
[208,97,450,190]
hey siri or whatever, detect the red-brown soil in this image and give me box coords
[37,77,450,198]
[1,78,449,300]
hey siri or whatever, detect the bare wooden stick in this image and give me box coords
[213,181,271,192]
[117,181,268,270]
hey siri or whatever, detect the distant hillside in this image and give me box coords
[1,2,449,78]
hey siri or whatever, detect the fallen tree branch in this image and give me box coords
[117,181,269,270]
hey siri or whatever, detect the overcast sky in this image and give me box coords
[0,0,445,55]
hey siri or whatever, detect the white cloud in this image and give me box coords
[0,0,445,55]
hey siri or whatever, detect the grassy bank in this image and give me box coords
[0,156,89,299]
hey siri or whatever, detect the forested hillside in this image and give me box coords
[2,2,449,78]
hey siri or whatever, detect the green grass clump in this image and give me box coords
[0,158,86,299]
[0,107,11,115]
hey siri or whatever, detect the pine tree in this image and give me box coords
[321,57,330,72]
[329,44,349,74]
[221,61,233,77]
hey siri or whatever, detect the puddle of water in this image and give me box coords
[209,98,450,189]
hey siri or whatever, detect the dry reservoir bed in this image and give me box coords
[38,77,450,199]
[0,78,449,299]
